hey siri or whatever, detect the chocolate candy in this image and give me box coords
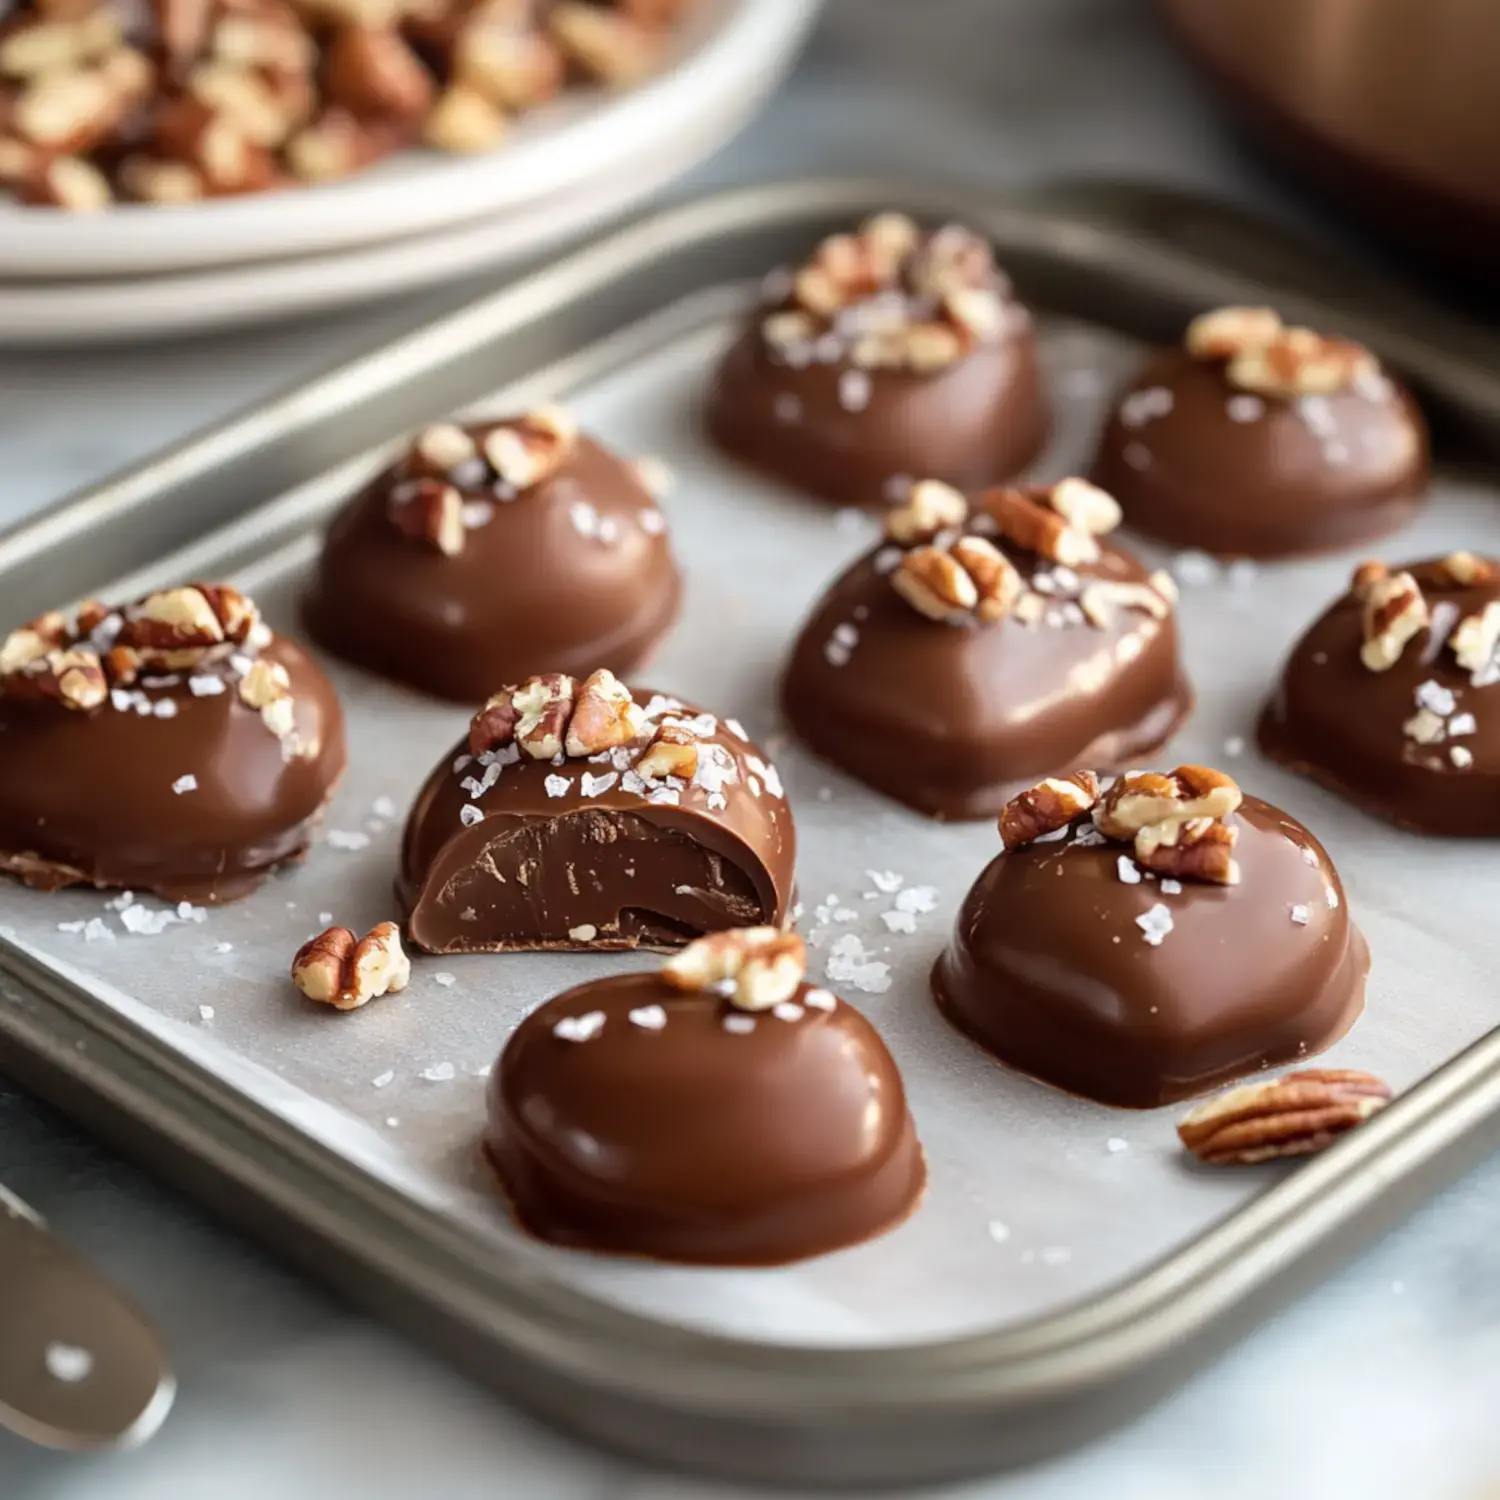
[303,408,682,702]
[705,212,1049,509]
[932,767,1369,1108]
[1091,306,1429,558]
[1260,553,1500,834]
[780,478,1192,820]
[399,672,795,952]
[0,584,345,904]
[484,930,925,1265]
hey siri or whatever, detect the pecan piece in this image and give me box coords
[0,610,70,675]
[998,771,1100,850]
[661,926,806,1012]
[1094,765,1242,840]
[950,536,1022,622]
[1434,551,1494,587]
[481,407,577,489]
[1450,601,1500,683]
[1228,328,1378,399]
[238,657,295,739]
[548,1,660,85]
[1046,477,1121,537]
[1079,580,1172,629]
[512,673,575,760]
[118,584,257,666]
[565,669,642,756]
[1178,1069,1392,1165]
[635,720,697,782]
[423,84,509,154]
[884,478,968,545]
[291,921,411,1011]
[977,486,1099,568]
[412,422,477,472]
[389,477,465,556]
[10,647,109,710]
[469,691,519,756]
[890,544,977,621]
[1184,305,1283,361]
[1133,816,1240,886]
[1358,569,1428,672]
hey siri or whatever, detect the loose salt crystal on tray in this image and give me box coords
[318,911,332,924]
[1227,559,1257,588]
[866,869,903,894]
[198,1005,214,1022]
[894,885,938,915]
[372,1070,395,1088]
[1106,1137,1128,1154]
[372,795,397,819]
[1171,550,1219,587]
[120,904,174,935]
[1223,736,1245,757]
[1136,904,1173,946]
[420,1061,458,1080]
[83,918,114,942]
[177,902,205,923]
[44,1343,93,1383]
[881,910,917,935]
[171,773,197,794]
[987,1221,1011,1243]
[57,920,86,933]
[213,941,233,954]
[825,934,892,993]
[326,830,371,851]
[434,972,456,988]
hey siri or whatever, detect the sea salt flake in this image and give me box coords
[152,698,178,718]
[1451,745,1474,769]
[1136,904,1173,946]
[188,675,225,696]
[120,904,174,935]
[544,775,570,798]
[1227,559,1258,589]
[569,499,599,536]
[1116,855,1141,885]
[326,829,371,850]
[772,1002,805,1022]
[746,755,783,798]
[462,499,495,529]
[629,1004,668,1030]
[1119,386,1173,427]
[1171,550,1219,587]
[172,773,198,794]
[825,934,893,993]
[581,771,618,797]
[647,787,680,806]
[1226,394,1265,423]
[772,392,802,424]
[1223,736,1245,757]
[434,972,456,988]
[459,804,483,826]
[803,988,836,1011]
[894,885,938,914]
[214,941,233,954]
[866,869,904,893]
[1159,879,1183,895]
[987,1221,1011,1243]
[1107,1137,1129,1154]
[722,1014,756,1035]
[553,1012,605,1043]
[881,909,918,934]
[57,920,86,933]
[838,368,871,412]
[420,1061,457,1081]
[1448,712,1477,736]
[198,1005,214,1022]
[1290,904,1311,925]
[1072,823,1107,848]
[372,1070,395,1089]
[1415,679,1457,717]
[44,1344,93,1383]
[83,918,114,943]
[824,639,852,667]
[452,753,473,773]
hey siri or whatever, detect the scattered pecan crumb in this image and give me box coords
[388,477,465,556]
[1451,601,1500,683]
[884,478,968,545]
[1434,551,1494,587]
[998,771,1101,850]
[635,720,698,782]
[292,921,410,1011]
[1178,1069,1392,1165]
[1358,570,1428,672]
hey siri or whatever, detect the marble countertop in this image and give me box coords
[4,2,1500,1496]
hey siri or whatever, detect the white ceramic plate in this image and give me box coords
[0,0,818,280]
[0,57,764,347]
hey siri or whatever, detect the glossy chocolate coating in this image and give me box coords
[399,697,795,952]
[1259,557,1500,834]
[485,971,925,1265]
[1091,346,1429,559]
[705,319,1050,511]
[780,540,1192,820]
[932,797,1369,1108]
[0,636,345,904]
[303,431,681,702]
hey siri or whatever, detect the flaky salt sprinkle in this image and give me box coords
[881,910,917,935]
[83,918,114,943]
[326,829,371,851]
[838,368,872,413]
[722,1014,756,1035]
[1416,679,1457,717]
[581,771,618,798]
[553,1013,605,1043]
[987,1221,1011,1243]
[372,1070,395,1088]
[1451,745,1474,769]
[569,499,599,537]
[1449,712,1477,737]
[435,972,456,988]
[894,885,938,915]
[1106,1137,1128,1154]
[188,674,225,696]
[1117,855,1141,885]
[213,941,233,954]
[420,1061,457,1081]
[772,392,802,424]
[1159,879,1183,895]
[121,904,174,935]
[459,804,483,826]
[171,773,198,794]
[803,988,836,1012]
[1226,394,1265,423]
[1136,904,1173,946]
[629,1004,667,1031]
[1290,904,1311,926]
[1119,385,1174,428]
[772,1002,805,1022]
[866,869,904,893]
[824,638,852,668]
[544,775,571,798]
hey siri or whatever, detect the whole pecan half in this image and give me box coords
[1178,1069,1392,1165]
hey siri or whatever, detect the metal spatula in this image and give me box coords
[0,1184,174,1450]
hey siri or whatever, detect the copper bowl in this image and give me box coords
[1159,0,1500,275]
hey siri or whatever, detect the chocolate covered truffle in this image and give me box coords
[1260,553,1500,835]
[0,584,345,903]
[705,212,1049,509]
[780,477,1192,820]
[399,671,794,952]
[304,407,682,702]
[1091,306,1429,558]
[485,928,925,1265]
[932,766,1369,1108]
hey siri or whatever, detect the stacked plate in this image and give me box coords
[0,0,819,347]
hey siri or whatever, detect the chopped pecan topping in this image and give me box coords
[481,407,577,490]
[951,536,1023,622]
[388,478,465,556]
[468,691,521,756]
[1133,816,1240,886]
[0,610,71,676]
[1358,570,1428,672]
[413,422,477,471]
[998,771,1101,850]
[1178,1069,1392,1165]
[1094,765,1242,840]
[891,539,1021,623]
[1434,551,1494,587]
[238,657,295,741]
[565,668,644,756]
[1451,601,1500,683]
[1047,477,1122,537]
[116,583,258,668]
[635,721,698,782]
[975,485,1103,568]
[884,478,968,545]
[661,926,806,1012]
[291,921,410,1011]
[764,213,1010,374]
[5,646,110,711]
[512,672,576,760]
[1184,305,1284,361]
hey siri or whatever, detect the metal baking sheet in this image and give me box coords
[4,180,1500,1485]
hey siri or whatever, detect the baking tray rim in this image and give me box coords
[3,176,1500,1481]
